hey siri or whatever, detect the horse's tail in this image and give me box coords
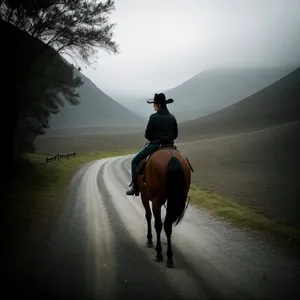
[165,156,187,226]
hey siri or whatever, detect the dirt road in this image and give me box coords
[7,155,300,300]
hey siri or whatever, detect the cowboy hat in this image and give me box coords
[146,93,174,104]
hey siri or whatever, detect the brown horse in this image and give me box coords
[137,146,191,267]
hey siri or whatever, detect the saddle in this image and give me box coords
[129,144,194,188]
[137,144,177,172]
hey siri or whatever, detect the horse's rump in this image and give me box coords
[138,148,191,201]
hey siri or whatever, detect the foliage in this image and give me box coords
[0,0,119,162]
[14,48,83,154]
[0,0,119,64]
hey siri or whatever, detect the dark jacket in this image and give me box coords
[145,108,178,144]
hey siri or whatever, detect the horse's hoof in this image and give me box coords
[167,260,174,268]
[146,241,153,248]
[156,254,163,262]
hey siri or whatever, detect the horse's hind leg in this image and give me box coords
[146,208,153,247]
[152,200,163,262]
[142,196,153,247]
[164,217,174,268]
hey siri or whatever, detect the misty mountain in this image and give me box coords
[160,66,295,123]
[178,67,300,140]
[49,69,147,130]
[121,98,154,119]
[120,67,295,123]
[114,90,171,119]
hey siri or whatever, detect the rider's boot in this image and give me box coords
[126,181,139,196]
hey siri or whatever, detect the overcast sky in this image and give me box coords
[79,0,300,101]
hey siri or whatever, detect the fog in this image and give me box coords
[79,0,300,102]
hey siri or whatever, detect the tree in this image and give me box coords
[1,0,119,65]
[0,0,119,175]
[14,48,83,155]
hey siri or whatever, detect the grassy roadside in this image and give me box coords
[188,185,300,248]
[4,150,136,245]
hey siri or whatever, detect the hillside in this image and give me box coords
[159,67,296,123]
[177,68,300,228]
[178,67,300,141]
[48,69,147,130]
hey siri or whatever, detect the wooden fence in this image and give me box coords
[46,152,76,163]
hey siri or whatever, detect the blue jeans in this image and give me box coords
[131,143,160,181]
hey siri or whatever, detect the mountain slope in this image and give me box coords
[177,68,300,230]
[178,67,300,140]
[49,69,147,130]
[163,66,296,123]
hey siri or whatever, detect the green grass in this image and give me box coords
[188,185,300,247]
[4,149,137,235]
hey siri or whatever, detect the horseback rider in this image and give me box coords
[126,92,178,196]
